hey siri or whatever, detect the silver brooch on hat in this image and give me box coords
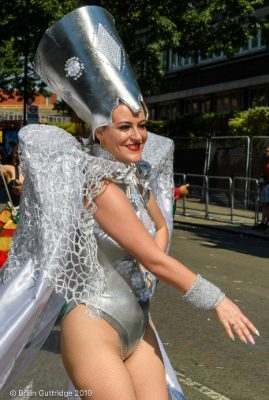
[64,57,85,80]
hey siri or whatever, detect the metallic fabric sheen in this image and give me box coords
[0,125,184,399]
[182,274,225,310]
[33,6,147,136]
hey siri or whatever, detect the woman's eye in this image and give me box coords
[139,124,147,130]
[119,125,130,131]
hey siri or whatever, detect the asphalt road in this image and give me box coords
[1,224,269,400]
[151,223,269,400]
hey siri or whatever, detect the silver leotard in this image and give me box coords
[92,224,150,359]
[64,148,157,360]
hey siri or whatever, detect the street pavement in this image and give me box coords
[174,197,269,241]
[152,222,269,400]
[0,208,269,399]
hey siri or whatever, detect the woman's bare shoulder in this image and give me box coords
[1,164,14,176]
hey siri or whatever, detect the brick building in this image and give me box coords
[0,92,70,124]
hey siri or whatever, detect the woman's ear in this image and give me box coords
[95,127,103,142]
[95,127,106,147]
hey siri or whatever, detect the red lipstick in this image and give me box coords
[126,144,141,151]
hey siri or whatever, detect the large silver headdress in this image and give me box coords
[33,5,147,136]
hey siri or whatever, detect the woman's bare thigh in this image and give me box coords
[60,304,136,400]
[124,321,168,400]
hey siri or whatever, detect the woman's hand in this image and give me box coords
[214,296,259,345]
[13,180,23,195]
[179,183,189,197]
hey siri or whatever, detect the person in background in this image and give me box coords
[173,183,189,216]
[256,145,269,230]
[0,152,23,207]
[3,141,18,165]
[0,148,23,268]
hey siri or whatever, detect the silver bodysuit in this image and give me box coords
[64,146,157,359]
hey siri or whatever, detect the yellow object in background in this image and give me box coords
[0,206,18,267]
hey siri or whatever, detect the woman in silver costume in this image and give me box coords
[59,102,258,400]
[0,6,259,400]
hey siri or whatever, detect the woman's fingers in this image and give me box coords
[230,320,255,345]
[215,297,259,345]
[220,315,255,344]
[240,315,259,336]
[221,319,235,342]
[230,315,259,345]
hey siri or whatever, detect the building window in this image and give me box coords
[192,101,199,113]
[239,29,265,53]
[171,51,178,69]
[249,86,269,108]
[168,50,194,70]
[231,95,239,110]
[158,102,180,119]
[148,107,156,120]
[215,92,243,113]
[198,52,225,64]
[201,99,211,113]
[184,97,211,114]
[167,29,265,72]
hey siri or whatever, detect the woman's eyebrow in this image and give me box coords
[114,119,146,126]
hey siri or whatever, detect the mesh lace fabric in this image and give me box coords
[2,124,135,317]
[142,132,174,205]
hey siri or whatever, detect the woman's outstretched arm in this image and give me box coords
[94,182,259,344]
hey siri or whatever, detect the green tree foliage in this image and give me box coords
[229,107,269,136]
[147,107,269,138]
[147,112,232,138]
[0,0,264,101]
[86,0,263,94]
[0,0,78,101]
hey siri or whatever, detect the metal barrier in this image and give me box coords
[174,173,209,219]
[174,136,269,181]
[206,136,250,179]
[174,173,260,225]
[232,177,260,225]
[172,135,268,226]
[207,176,233,222]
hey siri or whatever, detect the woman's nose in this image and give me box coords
[130,127,142,140]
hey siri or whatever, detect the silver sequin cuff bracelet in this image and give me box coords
[182,274,225,311]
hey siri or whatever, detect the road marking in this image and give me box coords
[201,241,217,246]
[175,371,231,400]
[13,380,33,400]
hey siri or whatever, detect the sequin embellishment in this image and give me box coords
[64,57,85,80]
[95,23,123,71]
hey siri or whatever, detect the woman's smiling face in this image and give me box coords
[95,103,148,163]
